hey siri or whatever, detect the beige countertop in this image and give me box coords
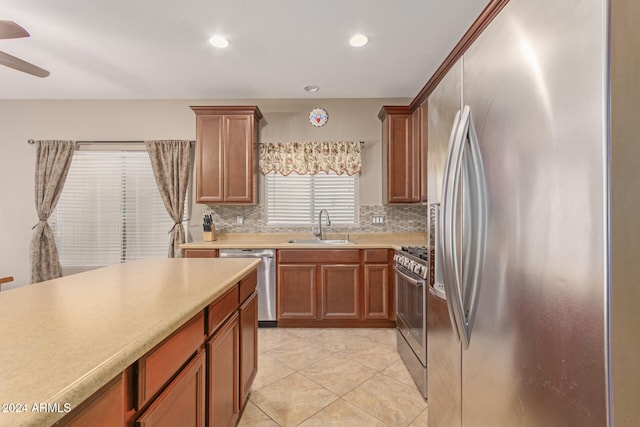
[181,232,428,250]
[0,258,260,427]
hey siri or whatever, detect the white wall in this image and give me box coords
[0,97,409,289]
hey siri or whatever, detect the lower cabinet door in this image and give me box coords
[136,351,206,427]
[277,264,317,319]
[57,374,124,427]
[364,264,390,319]
[208,312,240,427]
[239,292,258,407]
[321,264,360,319]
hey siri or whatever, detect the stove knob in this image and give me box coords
[413,264,421,274]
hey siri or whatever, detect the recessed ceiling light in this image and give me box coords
[304,85,320,93]
[349,34,369,47]
[209,36,229,48]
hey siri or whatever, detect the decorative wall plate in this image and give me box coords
[309,108,329,127]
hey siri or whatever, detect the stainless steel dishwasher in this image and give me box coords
[218,248,276,327]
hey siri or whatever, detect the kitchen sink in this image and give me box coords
[287,239,353,244]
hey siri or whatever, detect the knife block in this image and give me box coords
[203,225,217,241]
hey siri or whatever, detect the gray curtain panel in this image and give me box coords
[145,140,191,258]
[30,140,76,283]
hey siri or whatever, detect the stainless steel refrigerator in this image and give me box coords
[426,0,640,425]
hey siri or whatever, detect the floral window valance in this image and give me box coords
[259,141,362,176]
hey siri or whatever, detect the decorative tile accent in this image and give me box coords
[201,204,427,234]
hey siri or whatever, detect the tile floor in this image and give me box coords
[238,328,428,427]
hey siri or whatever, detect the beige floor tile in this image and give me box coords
[238,401,279,427]
[252,353,296,391]
[299,355,376,396]
[258,328,301,352]
[297,398,388,427]
[409,407,428,427]
[381,359,417,387]
[266,338,332,371]
[251,373,339,427]
[342,341,402,371]
[344,373,427,427]
[310,329,373,352]
[287,328,325,339]
[370,328,397,346]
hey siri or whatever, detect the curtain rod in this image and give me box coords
[27,139,195,145]
[258,141,365,145]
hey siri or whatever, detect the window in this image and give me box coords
[264,171,358,225]
[50,148,188,267]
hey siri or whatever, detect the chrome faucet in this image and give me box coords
[315,209,331,240]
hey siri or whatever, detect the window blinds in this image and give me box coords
[264,171,358,225]
[50,150,185,267]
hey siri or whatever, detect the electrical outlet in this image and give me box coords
[371,215,385,224]
[236,215,244,225]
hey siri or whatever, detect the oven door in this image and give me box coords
[395,264,427,365]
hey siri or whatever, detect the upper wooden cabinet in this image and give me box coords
[191,106,263,204]
[414,100,428,204]
[379,105,426,204]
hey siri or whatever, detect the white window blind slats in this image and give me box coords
[51,150,185,267]
[265,171,358,226]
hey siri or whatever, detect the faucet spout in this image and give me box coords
[316,210,331,240]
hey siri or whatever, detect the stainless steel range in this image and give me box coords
[394,245,428,399]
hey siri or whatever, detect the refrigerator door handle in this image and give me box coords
[442,105,488,350]
[440,109,463,342]
[432,203,460,333]
[459,105,488,350]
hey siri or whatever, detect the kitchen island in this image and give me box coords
[0,258,260,427]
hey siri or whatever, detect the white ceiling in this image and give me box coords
[1,0,490,100]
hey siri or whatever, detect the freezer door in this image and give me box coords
[460,0,607,425]
[427,59,463,427]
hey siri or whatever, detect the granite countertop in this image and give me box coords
[0,258,260,427]
[180,232,428,250]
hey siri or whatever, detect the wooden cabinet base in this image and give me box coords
[277,319,396,328]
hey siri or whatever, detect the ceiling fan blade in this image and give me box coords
[0,20,30,39]
[0,50,49,77]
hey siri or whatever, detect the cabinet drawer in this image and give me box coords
[183,249,218,258]
[137,312,205,407]
[279,249,360,264]
[208,285,239,335]
[239,270,257,304]
[364,249,389,263]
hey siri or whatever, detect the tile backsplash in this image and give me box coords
[192,204,427,235]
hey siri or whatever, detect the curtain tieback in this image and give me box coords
[31,218,48,230]
[168,222,182,234]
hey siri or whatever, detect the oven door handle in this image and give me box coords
[394,265,425,287]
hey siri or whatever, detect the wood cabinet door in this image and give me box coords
[419,100,428,203]
[195,114,224,203]
[321,265,360,319]
[57,374,124,427]
[207,312,240,427]
[137,352,206,427]
[364,264,390,319]
[277,264,317,319]
[223,115,254,203]
[386,113,414,203]
[239,291,258,407]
